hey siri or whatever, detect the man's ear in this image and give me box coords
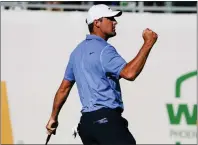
[94,20,101,28]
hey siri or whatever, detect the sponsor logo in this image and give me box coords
[166,71,197,144]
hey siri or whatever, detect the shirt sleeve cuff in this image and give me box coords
[64,76,75,82]
[116,62,127,79]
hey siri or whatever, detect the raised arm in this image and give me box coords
[120,28,158,81]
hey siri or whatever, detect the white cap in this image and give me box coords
[86,4,122,25]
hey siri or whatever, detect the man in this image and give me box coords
[46,4,158,145]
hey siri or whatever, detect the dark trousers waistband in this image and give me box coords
[80,107,123,123]
[82,107,123,115]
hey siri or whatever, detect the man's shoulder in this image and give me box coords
[88,39,109,49]
[71,39,115,56]
[101,43,116,52]
[70,40,85,54]
[78,39,110,51]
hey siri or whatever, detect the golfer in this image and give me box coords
[46,4,158,145]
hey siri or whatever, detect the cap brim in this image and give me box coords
[113,11,122,17]
[104,11,122,18]
[86,10,122,24]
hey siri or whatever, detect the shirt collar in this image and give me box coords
[86,34,107,43]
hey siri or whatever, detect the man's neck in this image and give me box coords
[90,32,109,41]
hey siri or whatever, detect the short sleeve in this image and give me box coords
[64,55,75,82]
[100,45,127,78]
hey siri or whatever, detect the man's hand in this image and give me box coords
[143,28,158,46]
[46,118,59,135]
[120,28,158,81]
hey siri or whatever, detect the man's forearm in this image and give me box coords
[50,80,74,120]
[124,42,154,80]
[50,90,68,120]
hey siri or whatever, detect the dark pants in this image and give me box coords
[78,108,136,145]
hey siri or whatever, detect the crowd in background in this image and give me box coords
[3,1,197,13]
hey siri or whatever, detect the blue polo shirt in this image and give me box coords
[64,34,127,113]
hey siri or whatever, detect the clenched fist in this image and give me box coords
[143,28,158,45]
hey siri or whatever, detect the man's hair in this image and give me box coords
[88,23,94,33]
[86,18,103,33]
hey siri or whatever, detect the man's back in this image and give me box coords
[64,35,127,113]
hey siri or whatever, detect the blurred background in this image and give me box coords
[1,1,197,145]
[1,1,197,13]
